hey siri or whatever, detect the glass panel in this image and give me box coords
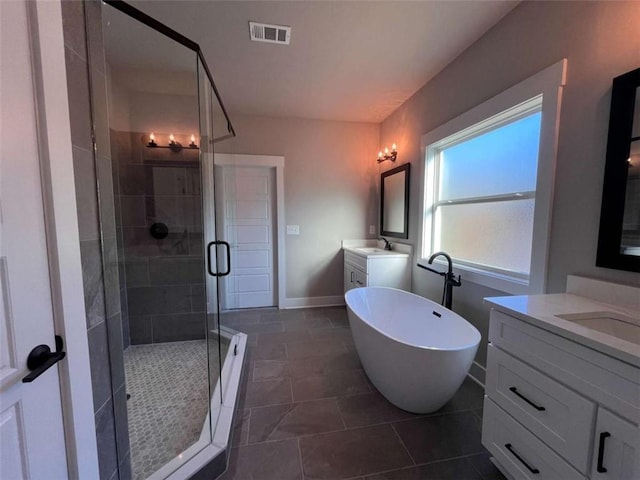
[209,79,237,397]
[197,57,227,429]
[100,4,216,478]
[435,199,534,275]
[439,112,542,201]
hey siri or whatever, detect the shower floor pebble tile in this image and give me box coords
[125,340,214,480]
[221,306,506,480]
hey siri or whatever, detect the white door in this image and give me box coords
[0,1,69,478]
[220,167,276,309]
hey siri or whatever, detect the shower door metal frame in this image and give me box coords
[99,2,241,479]
[104,1,235,141]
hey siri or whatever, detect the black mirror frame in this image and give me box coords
[596,67,640,273]
[380,163,410,239]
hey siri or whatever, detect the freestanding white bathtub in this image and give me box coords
[345,287,481,413]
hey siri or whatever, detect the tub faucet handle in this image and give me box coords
[448,273,462,287]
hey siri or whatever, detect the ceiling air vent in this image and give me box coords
[249,21,291,45]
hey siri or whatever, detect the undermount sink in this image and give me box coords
[555,311,640,346]
[355,247,394,254]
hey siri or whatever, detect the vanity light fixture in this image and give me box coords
[377,144,398,163]
[168,133,182,152]
[146,132,199,151]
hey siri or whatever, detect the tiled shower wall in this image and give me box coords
[112,132,207,344]
[61,1,130,479]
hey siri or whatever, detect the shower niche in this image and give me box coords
[86,1,245,479]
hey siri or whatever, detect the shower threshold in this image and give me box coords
[145,327,247,480]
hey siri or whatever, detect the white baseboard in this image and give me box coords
[282,295,345,309]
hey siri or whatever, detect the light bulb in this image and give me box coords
[384,147,389,154]
[150,132,155,141]
[191,134,196,143]
[378,151,383,158]
[169,134,175,143]
[391,143,397,151]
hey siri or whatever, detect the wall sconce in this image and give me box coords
[146,132,199,151]
[377,144,397,163]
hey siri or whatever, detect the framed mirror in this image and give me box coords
[380,163,410,239]
[596,67,640,272]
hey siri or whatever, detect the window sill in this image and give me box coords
[417,258,537,295]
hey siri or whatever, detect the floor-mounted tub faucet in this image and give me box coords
[379,237,393,251]
[416,251,461,310]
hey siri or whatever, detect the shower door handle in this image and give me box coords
[207,241,231,277]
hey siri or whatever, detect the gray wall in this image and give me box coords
[380,1,640,374]
[61,1,130,479]
[218,113,380,300]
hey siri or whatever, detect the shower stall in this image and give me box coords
[86,2,246,478]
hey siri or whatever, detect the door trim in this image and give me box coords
[214,154,286,309]
[27,1,99,477]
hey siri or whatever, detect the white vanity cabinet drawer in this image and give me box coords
[344,263,367,293]
[486,345,595,472]
[482,398,586,480]
[489,310,640,423]
[353,268,367,288]
[591,408,639,480]
[344,251,367,271]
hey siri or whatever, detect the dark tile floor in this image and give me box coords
[218,306,506,480]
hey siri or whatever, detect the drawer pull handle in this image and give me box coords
[509,387,546,411]
[505,443,540,474]
[596,432,611,473]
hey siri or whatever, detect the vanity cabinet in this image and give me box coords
[483,309,639,480]
[591,408,638,480]
[343,249,410,293]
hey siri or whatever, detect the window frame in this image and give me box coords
[418,59,566,295]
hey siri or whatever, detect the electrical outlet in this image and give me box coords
[286,225,300,235]
[369,225,376,235]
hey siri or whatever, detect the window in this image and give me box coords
[419,60,566,294]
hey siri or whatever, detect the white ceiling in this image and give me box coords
[125,1,519,123]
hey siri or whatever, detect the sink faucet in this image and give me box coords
[379,237,392,251]
[416,251,461,310]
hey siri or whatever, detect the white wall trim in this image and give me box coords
[27,1,99,478]
[283,295,346,309]
[418,59,567,295]
[214,154,286,309]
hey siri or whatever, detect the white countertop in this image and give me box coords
[342,239,412,258]
[485,293,640,367]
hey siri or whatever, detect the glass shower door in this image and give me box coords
[91,2,236,478]
[197,57,224,432]
[198,56,239,423]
